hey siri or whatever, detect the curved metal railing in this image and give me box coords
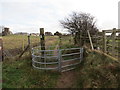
[32,46,83,72]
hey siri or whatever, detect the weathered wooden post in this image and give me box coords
[111,28,116,57]
[28,34,31,57]
[87,30,94,50]
[102,30,106,53]
[0,37,3,61]
[118,32,120,60]
[40,28,45,62]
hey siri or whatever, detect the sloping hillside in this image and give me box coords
[76,50,120,88]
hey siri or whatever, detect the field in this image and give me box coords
[3,35,59,50]
[2,34,120,88]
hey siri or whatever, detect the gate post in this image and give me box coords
[80,48,83,61]
[28,34,31,58]
[58,49,61,72]
[80,48,82,62]
[111,28,116,57]
[0,37,3,61]
[40,28,45,62]
[102,30,106,53]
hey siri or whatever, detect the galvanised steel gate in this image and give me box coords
[32,46,83,72]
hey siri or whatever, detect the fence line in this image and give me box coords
[102,28,120,59]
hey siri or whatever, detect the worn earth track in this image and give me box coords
[56,70,78,88]
[53,45,78,88]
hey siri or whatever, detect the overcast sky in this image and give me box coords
[0,0,119,34]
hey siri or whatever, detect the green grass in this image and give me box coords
[75,51,120,88]
[3,35,59,50]
[2,58,60,88]
[3,35,120,88]
[2,35,60,88]
[3,35,39,50]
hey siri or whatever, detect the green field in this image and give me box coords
[3,35,59,50]
[2,35,120,88]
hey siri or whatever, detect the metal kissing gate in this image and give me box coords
[32,46,84,72]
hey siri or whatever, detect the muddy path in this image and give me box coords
[53,45,78,88]
[56,70,78,88]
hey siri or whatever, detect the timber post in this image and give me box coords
[28,34,31,57]
[0,37,3,61]
[102,30,106,53]
[111,28,116,57]
[40,28,45,62]
[87,30,94,50]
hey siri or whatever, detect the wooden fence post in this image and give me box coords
[87,30,94,50]
[102,30,106,53]
[0,37,3,61]
[111,28,116,57]
[28,35,31,57]
[40,28,45,62]
[118,33,120,60]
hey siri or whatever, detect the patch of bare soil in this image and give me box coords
[56,70,78,88]
[53,45,78,88]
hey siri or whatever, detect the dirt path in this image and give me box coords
[56,70,78,88]
[53,45,78,88]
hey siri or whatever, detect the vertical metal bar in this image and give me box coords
[81,48,83,61]
[58,49,61,72]
[44,50,46,69]
[82,48,84,60]
[80,48,82,62]
[32,49,35,66]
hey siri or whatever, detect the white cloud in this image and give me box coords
[0,0,119,33]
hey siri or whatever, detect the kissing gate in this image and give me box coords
[32,46,84,72]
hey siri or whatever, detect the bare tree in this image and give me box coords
[60,12,98,46]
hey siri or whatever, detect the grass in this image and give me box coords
[3,35,59,50]
[75,51,120,88]
[2,58,60,88]
[3,35,39,50]
[3,35,120,88]
[2,35,60,88]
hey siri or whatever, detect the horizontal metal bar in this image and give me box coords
[61,67,75,72]
[32,49,59,52]
[61,48,81,51]
[62,52,80,57]
[32,59,58,64]
[32,54,58,58]
[45,54,55,56]
[32,64,58,70]
[61,62,80,68]
[62,58,80,63]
